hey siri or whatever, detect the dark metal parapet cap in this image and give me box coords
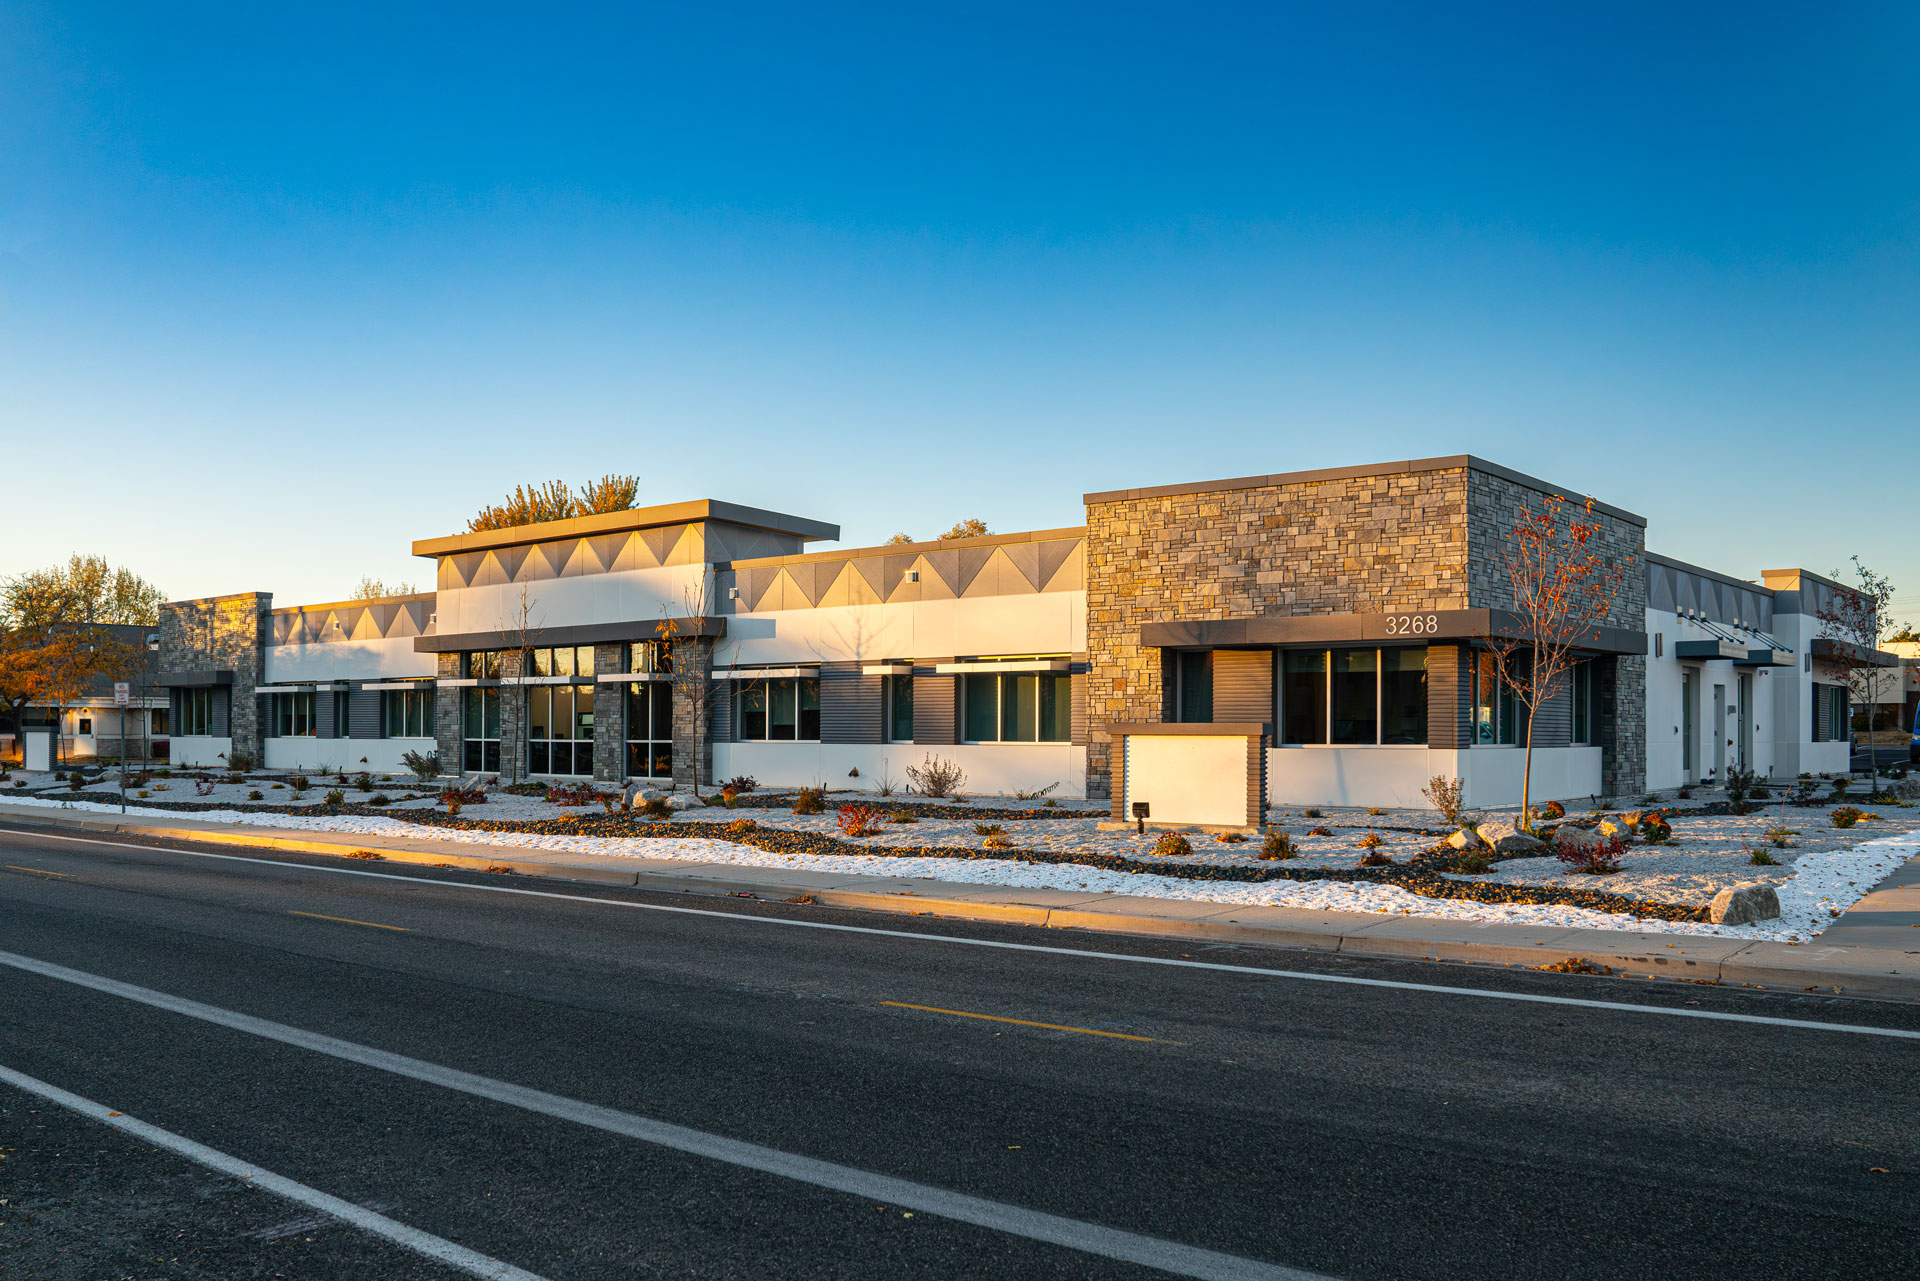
[1140,609,1648,656]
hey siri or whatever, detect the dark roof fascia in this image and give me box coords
[157,670,235,687]
[1644,552,1774,598]
[414,617,726,654]
[1083,454,1646,527]
[1140,610,1647,656]
[412,501,839,559]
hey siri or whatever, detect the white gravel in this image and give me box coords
[7,793,1916,943]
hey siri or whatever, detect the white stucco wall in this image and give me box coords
[710,742,1085,797]
[1268,746,1602,810]
[1122,735,1249,827]
[265,636,436,683]
[435,565,710,638]
[262,737,438,773]
[1646,606,1823,787]
[171,736,233,768]
[722,592,1086,665]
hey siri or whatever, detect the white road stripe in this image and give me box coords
[0,1061,549,1281]
[9,828,1920,1042]
[0,948,1331,1281]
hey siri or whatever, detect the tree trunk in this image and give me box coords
[1521,713,1535,832]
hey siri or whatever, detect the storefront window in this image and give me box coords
[886,674,914,743]
[1282,646,1428,746]
[527,684,594,775]
[963,671,1071,742]
[1381,648,1428,745]
[625,682,673,778]
[1281,651,1327,745]
[736,678,821,742]
[1330,649,1378,744]
[463,687,500,771]
[1473,652,1520,745]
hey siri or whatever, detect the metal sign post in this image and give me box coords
[114,682,130,813]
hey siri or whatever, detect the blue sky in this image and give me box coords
[3,2,1916,621]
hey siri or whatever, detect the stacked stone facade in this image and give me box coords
[1085,466,1473,797]
[157,592,272,767]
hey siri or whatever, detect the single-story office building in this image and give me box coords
[155,456,1881,823]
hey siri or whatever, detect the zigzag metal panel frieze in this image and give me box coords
[731,537,1086,613]
[432,524,702,590]
[271,599,435,646]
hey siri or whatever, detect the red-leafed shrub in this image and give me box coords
[838,803,885,837]
[1556,834,1627,874]
[545,782,600,806]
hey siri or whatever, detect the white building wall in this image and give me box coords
[722,592,1086,665]
[262,737,437,774]
[172,736,233,768]
[436,565,710,638]
[1268,746,1602,810]
[265,636,435,683]
[711,742,1085,798]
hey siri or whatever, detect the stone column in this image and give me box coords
[593,643,626,784]
[670,636,715,789]
[434,652,464,774]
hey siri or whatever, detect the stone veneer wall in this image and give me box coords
[1465,469,1648,796]
[670,636,715,789]
[158,593,272,767]
[593,643,626,784]
[1084,468,1473,798]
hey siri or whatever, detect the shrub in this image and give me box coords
[906,754,966,799]
[838,803,885,837]
[1420,774,1465,824]
[701,791,729,807]
[68,774,84,791]
[194,779,215,796]
[972,822,1005,836]
[1676,786,1693,800]
[1044,798,1058,808]
[1749,848,1780,865]
[1014,782,1060,801]
[289,774,310,791]
[719,775,758,795]
[545,782,599,806]
[438,785,485,808]
[1555,835,1627,875]
[323,789,345,806]
[445,795,463,816]
[1260,828,1296,860]
[1536,800,1566,821]
[399,750,442,783]
[1215,831,1248,843]
[152,781,169,792]
[1765,826,1795,848]
[1450,848,1494,874]
[503,781,547,796]
[1830,777,1850,798]
[1831,806,1863,829]
[982,833,1013,850]
[246,789,263,801]
[1308,826,1332,837]
[722,817,758,838]
[1367,806,1385,817]
[718,787,738,808]
[792,786,825,815]
[1152,833,1193,857]
[1639,815,1673,844]
[224,751,256,772]
[1302,807,1323,819]
[637,796,671,819]
[354,772,374,792]
[370,794,391,805]
[269,782,284,790]
[1359,849,1394,867]
[1357,832,1384,850]
[600,792,621,814]
[888,809,917,824]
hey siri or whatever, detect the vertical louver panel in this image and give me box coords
[1425,645,1470,749]
[912,667,957,744]
[349,688,382,740]
[820,662,882,744]
[1212,650,1273,725]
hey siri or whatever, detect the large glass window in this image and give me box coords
[1381,648,1428,745]
[1281,651,1327,745]
[272,693,316,738]
[625,683,673,778]
[1472,652,1520,745]
[333,691,350,738]
[1330,649,1378,744]
[179,689,212,736]
[1281,646,1429,746]
[1177,651,1213,723]
[527,684,594,775]
[463,687,500,772]
[528,646,596,679]
[1570,662,1593,745]
[886,674,914,743]
[464,650,503,679]
[628,641,672,675]
[962,671,1072,743]
[736,678,821,742]
[382,688,435,738]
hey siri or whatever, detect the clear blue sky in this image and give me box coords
[3,2,1916,622]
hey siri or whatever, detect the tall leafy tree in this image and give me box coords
[1816,556,1897,796]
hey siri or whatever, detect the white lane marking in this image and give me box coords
[10,828,1920,1042]
[0,949,1331,1281]
[0,1061,548,1281]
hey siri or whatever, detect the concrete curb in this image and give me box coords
[4,808,1917,1001]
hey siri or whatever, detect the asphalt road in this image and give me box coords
[0,824,1916,1281]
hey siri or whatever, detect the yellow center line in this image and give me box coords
[880,1001,1158,1042]
[287,910,410,932]
[5,865,75,878]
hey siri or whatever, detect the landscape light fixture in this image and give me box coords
[1131,801,1150,834]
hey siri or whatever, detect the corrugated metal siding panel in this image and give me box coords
[316,691,341,740]
[349,688,382,740]
[1532,684,1572,748]
[820,661,882,744]
[1070,658,1088,746]
[912,671,957,745]
[211,688,230,737]
[712,681,733,742]
[1426,645,1469,749]
[1213,650,1273,725]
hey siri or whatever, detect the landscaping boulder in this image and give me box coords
[1446,827,1487,851]
[1708,882,1781,926]
[1893,778,1920,800]
[1596,819,1635,843]
[1476,820,1546,856]
[664,793,700,811]
[1554,825,1605,854]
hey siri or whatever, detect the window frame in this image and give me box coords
[525,682,595,776]
[624,681,674,778]
[1279,645,1429,747]
[960,668,1072,744]
[734,677,822,742]
[382,688,434,738]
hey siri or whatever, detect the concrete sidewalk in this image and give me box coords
[4,801,1918,1001]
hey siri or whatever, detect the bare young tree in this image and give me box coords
[497,584,545,784]
[1816,556,1896,797]
[1483,494,1629,828]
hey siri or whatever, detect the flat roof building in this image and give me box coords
[156,455,1878,822]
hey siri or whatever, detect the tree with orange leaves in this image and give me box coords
[1484,494,1628,828]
